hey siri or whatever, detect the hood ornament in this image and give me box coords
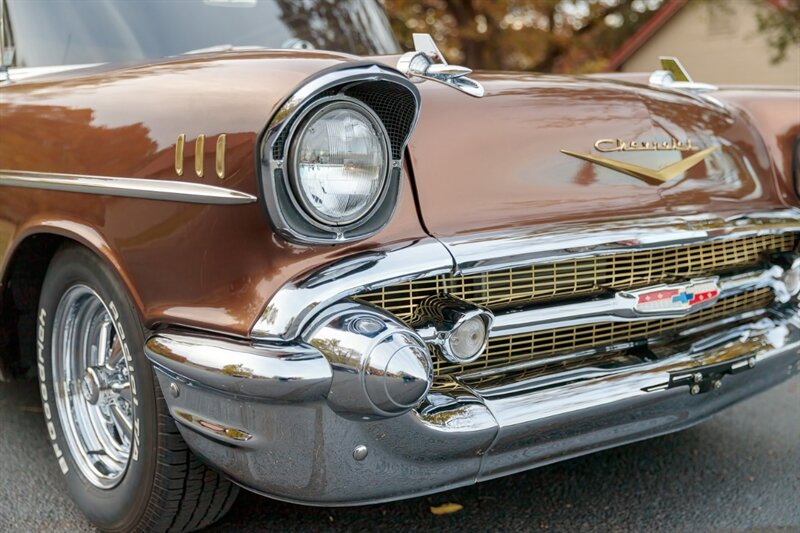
[649,57,717,94]
[397,34,484,98]
[649,56,723,108]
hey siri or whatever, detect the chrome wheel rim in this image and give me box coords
[52,285,133,489]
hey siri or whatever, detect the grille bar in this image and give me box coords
[434,287,774,376]
[358,233,796,323]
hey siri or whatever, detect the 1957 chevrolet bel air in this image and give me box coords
[1,1,799,531]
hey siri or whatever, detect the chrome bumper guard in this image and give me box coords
[144,210,800,505]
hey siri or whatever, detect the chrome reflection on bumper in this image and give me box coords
[304,302,433,419]
[149,312,800,505]
[145,332,332,402]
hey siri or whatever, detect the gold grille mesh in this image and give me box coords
[435,288,773,376]
[358,234,796,323]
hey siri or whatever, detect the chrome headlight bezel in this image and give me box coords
[259,64,421,245]
[286,96,392,231]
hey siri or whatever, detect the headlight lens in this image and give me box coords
[290,100,389,227]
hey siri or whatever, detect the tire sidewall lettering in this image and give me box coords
[37,307,68,475]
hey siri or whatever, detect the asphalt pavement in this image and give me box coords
[1,376,798,533]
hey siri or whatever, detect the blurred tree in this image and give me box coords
[383,0,800,73]
[753,0,800,64]
[382,0,667,73]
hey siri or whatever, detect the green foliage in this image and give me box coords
[754,0,800,64]
[382,0,800,73]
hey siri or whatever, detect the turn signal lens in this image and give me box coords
[290,99,389,227]
[448,315,489,362]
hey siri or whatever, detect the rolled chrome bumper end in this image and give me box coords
[145,315,800,506]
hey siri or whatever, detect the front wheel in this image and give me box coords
[36,244,238,532]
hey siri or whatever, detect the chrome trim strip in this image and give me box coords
[0,170,257,205]
[488,267,784,339]
[251,238,454,340]
[459,307,775,383]
[251,210,800,341]
[440,211,800,275]
[144,331,332,401]
[475,315,797,403]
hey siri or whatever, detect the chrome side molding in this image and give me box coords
[397,33,484,98]
[0,170,257,205]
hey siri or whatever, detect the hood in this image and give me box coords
[406,72,785,237]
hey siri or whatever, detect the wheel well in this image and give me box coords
[0,234,69,379]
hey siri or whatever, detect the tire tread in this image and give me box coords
[137,380,239,533]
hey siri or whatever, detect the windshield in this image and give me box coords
[4,0,400,68]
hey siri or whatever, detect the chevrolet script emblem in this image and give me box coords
[624,278,720,315]
[561,138,719,186]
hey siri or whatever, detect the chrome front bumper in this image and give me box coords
[147,314,800,505]
[145,210,800,505]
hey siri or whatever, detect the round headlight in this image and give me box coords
[289,98,390,227]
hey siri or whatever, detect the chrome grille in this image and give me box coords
[435,287,773,376]
[357,234,796,323]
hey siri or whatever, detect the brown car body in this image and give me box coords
[1,45,800,511]
[2,51,797,353]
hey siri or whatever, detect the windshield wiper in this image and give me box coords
[181,44,271,55]
[181,38,315,55]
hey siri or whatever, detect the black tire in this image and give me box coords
[36,244,238,532]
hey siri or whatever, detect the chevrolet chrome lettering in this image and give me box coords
[1,2,799,531]
[594,137,698,152]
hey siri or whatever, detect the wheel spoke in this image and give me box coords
[111,382,132,404]
[106,336,124,370]
[110,403,133,443]
[96,318,112,366]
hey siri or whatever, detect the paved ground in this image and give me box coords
[1,376,798,533]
